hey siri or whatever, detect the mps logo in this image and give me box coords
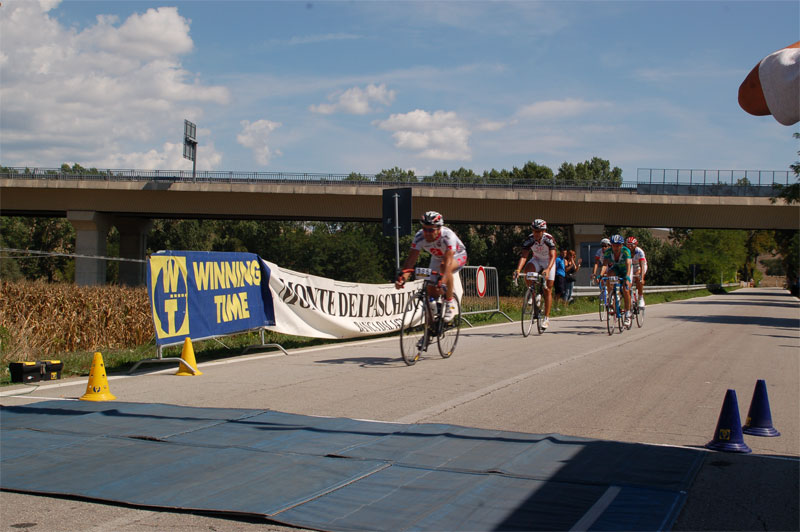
[149,255,190,338]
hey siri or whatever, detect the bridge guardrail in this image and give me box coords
[2,167,793,196]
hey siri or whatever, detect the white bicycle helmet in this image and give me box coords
[531,219,547,230]
[421,211,444,226]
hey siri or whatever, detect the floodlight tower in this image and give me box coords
[183,119,197,181]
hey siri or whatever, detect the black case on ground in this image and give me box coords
[9,361,43,383]
[9,360,63,382]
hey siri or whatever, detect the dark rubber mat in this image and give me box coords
[0,401,703,531]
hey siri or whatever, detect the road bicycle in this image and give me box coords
[629,274,645,328]
[398,267,462,366]
[597,279,608,321]
[601,276,625,335]
[517,271,547,336]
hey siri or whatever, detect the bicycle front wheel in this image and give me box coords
[400,295,426,366]
[598,294,606,321]
[636,304,645,328]
[606,297,615,336]
[521,288,534,337]
[437,296,461,359]
[617,295,625,333]
[534,287,544,335]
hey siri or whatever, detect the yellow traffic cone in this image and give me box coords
[79,352,117,401]
[176,337,203,376]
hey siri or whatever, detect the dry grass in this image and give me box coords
[0,280,153,365]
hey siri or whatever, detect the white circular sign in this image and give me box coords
[476,266,487,298]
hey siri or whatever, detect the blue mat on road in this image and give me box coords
[0,401,704,531]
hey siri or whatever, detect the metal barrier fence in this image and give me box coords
[459,266,514,323]
[571,283,738,298]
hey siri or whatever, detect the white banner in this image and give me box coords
[262,259,461,339]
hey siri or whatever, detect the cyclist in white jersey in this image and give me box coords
[625,236,647,308]
[513,218,557,329]
[591,238,611,283]
[395,211,467,322]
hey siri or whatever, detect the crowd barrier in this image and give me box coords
[459,266,514,324]
[571,282,739,298]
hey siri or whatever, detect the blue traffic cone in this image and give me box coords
[705,389,751,453]
[743,379,780,437]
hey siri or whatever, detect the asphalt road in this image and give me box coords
[2,287,798,531]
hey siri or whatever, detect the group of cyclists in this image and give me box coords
[395,211,647,329]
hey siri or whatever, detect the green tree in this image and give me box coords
[555,162,578,182]
[344,172,370,182]
[677,229,747,284]
[510,161,553,184]
[741,231,776,284]
[771,132,800,205]
[0,216,75,281]
[768,132,800,294]
[574,157,623,186]
[375,167,416,183]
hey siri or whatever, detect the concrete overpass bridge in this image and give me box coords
[1,168,797,285]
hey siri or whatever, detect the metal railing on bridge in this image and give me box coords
[2,167,793,197]
[636,168,793,197]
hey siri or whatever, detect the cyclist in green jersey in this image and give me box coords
[598,234,633,327]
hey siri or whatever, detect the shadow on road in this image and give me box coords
[314,356,403,367]
[666,314,799,329]
[672,452,800,531]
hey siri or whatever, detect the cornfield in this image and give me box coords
[0,280,153,363]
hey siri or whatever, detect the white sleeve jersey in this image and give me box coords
[632,246,646,267]
[410,226,466,258]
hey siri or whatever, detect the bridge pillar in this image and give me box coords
[67,210,111,286]
[570,224,606,286]
[114,217,153,286]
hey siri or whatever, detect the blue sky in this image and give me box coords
[1,0,798,181]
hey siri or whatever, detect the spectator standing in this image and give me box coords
[564,250,582,303]
[554,249,567,304]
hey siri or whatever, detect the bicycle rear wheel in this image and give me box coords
[521,288,534,337]
[636,304,645,328]
[400,295,426,366]
[437,296,461,359]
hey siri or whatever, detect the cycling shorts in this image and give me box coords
[632,263,647,279]
[526,257,556,281]
[609,264,631,283]
[429,250,468,282]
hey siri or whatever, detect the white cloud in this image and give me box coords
[0,0,229,169]
[476,120,513,132]
[237,119,282,166]
[374,109,471,160]
[518,98,612,119]
[310,83,396,115]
